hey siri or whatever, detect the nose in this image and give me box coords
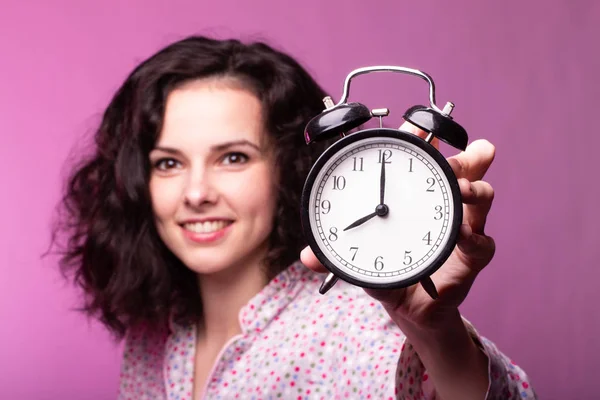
[183,166,217,208]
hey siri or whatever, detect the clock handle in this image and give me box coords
[305,66,442,144]
[319,273,339,295]
[335,66,445,113]
[304,65,468,149]
[420,277,439,300]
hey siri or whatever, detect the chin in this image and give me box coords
[179,255,236,276]
[177,248,255,277]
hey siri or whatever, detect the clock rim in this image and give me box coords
[300,128,463,290]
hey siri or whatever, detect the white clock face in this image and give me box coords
[307,134,457,286]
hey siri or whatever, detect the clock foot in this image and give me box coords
[319,273,339,295]
[420,277,439,300]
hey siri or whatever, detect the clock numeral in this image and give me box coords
[377,149,392,164]
[403,251,413,266]
[349,246,359,261]
[374,256,384,271]
[426,177,436,192]
[328,227,338,241]
[332,175,346,190]
[320,200,331,214]
[409,158,414,172]
[422,231,432,246]
[434,205,443,220]
[352,157,364,171]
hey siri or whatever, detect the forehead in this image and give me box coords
[157,78,266,148]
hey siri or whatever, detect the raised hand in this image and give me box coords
[302,121,496,329]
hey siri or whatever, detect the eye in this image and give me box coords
[153,158,181,171]
[222,152,249,165]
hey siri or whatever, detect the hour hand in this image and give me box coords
[343,204,390,231]
[343,211,378,231]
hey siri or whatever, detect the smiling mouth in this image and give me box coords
[183,221,232,234]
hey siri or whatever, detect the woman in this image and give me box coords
[56,36,535,399]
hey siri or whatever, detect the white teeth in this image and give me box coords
[184,221,229,233]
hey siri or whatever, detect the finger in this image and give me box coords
[447,139,495,181]
[458,179,494,205]
[459,179,494,234]
[300,246,328,273]
[399,121,440,150]
[455,224,496,273]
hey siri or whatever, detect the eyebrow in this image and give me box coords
[152,139,263,154]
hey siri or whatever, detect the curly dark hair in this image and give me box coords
[54,36,331,339]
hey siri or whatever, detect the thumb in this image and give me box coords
[300,246,329,273]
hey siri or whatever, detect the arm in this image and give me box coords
[395,317,537,399]
[397,310,489,400]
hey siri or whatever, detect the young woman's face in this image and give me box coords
[149,79,277,277]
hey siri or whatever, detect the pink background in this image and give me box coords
[1,0,598,398]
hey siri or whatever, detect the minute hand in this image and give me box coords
[380,154,386,205]
[343,211,378,231]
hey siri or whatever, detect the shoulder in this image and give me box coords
[118,323,170,399]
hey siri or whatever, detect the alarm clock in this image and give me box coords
[300,66,468,299]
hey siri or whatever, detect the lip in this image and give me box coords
[180,219,233,244]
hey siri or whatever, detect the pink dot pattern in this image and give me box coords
[119,263,536,399]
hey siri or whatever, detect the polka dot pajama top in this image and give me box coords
[119,262,536,399]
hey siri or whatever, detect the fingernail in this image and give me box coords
[300,247,308,258]
[458,178,471,194]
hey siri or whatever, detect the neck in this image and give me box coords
[196,253,269,345]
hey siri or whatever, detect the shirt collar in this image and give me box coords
[168,262,318,336]
[238,261,317,334]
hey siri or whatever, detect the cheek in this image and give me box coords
[229,168,277,221]
[149,177,181,221]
